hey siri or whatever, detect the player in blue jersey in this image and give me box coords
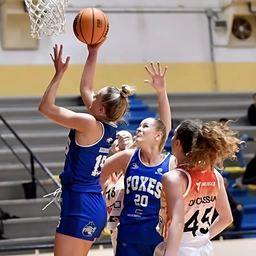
[100,62,176,256]
[38,43,134,256]
[102,130,136,255]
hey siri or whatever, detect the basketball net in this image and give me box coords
[24,0,69,39]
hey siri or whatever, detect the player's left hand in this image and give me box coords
[144,62,168,93]
[50,44,70,75]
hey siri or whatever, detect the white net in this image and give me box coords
[24,0,69,39]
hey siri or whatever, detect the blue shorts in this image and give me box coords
[116,241,158,256]
[56,190,107,241]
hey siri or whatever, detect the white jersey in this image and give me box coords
[158,165,220,247]
[104,172,124,231]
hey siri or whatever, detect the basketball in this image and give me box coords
[73,8,109,45]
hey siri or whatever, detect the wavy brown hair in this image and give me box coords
[176,119,241,170]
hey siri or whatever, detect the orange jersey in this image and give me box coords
[158,165,220,246]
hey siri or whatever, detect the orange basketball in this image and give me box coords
[73,8,109,45]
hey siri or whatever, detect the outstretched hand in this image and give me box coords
[144,62,168,92]
[50,44,70,75]
[87,38,106,54]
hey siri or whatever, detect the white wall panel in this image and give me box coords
[0,12,210,65]
[1,1,256,65]
[67,0,220,9]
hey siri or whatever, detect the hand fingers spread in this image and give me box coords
[143,79,151,84]
[150,62,157,74]
[163,66,168,77]
[65,56,71,65]
[157,62,162,75]
[145,65,154,76]
[54,44,58,59]
[59,44,63,59]
[50,54,55,62]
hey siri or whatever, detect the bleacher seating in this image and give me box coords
[220,172,256,237]
[0,92,255,249]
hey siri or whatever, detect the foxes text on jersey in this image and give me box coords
[118,148,172,245]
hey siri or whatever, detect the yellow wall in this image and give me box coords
[0,62,255,96]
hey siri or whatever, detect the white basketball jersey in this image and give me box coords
[158,165,220,247]
[104,172,124,231]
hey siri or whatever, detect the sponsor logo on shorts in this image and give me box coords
[82,221,97,237]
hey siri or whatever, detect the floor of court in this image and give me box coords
[8,238,256,256]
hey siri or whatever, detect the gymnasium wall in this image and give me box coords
[0,0,256,96]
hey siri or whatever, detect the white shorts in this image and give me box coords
[154,240,213,256]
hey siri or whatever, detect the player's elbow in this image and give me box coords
[227,215,233,226]
[220,213,233,228]
[38,101,54,117]
[79,87,84,96]
[38,102,46,115]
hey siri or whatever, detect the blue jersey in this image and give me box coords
[59,122,116,193]
[118,149,172,244]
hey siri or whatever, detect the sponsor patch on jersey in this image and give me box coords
[135,209,143,214]
[127,213,142,218]
[109,216,119,222]
[202,181,215,186]
[195,181,216,192]
[99,147,110,153]
[196,182,201,192]
[82,221,97,237]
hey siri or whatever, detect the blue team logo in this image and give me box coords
[106,137,113,145]
[82,221,97,237]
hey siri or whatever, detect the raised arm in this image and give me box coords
[100,149,134,186]
[144,62,171,134]
[38,44,70,114]
[80,41,105,109]
[38,44,98,132]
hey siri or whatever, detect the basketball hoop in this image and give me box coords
[24,0,69,39]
